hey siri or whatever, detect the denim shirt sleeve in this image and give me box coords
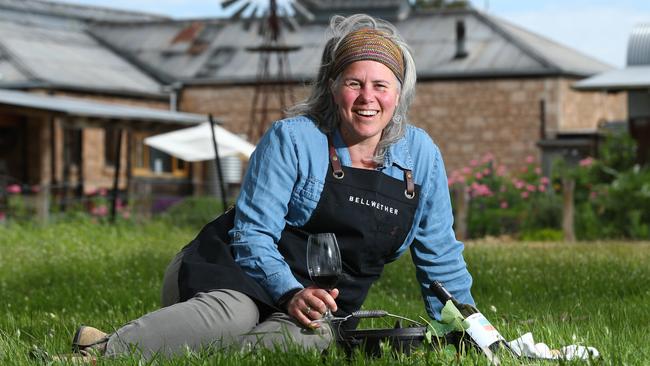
[408,134,475,320]
[229,121,304,302]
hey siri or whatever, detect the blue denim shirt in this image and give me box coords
[230,116,474,319]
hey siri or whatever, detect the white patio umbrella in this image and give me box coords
[144,122,255,161]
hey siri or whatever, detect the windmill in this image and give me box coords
[221,0,313,142]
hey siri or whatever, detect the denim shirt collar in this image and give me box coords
[383,137,414,171]
[332,128,414,171]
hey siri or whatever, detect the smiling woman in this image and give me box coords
[332,60,401,167]
[59,13,474,363]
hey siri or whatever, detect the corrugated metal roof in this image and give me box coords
[91,9,612,84]
[0,45,30,83]
[0,0,167,23]
[574,23,650,92]
[573,65,650,91]
[88,20,228,81]
[0,19,164,96]
[488,13,613,75]
[627,23,650,66]
[0,88,205,124]
[300,0,411,22]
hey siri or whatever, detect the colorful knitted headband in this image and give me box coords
[331,28,405,83]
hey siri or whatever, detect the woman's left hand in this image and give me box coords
[286,286,339,328]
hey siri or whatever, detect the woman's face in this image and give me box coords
[332,60,400,145]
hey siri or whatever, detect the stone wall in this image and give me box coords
[410,78,555,173]
[81,126,129,193]
[182,79,556,173]
[180,77,626,176]
[31,91,170,193]
[180,84,310,139]
[556,79,627,132]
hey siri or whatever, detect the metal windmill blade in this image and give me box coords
[218,0,309,142]
[219,0,313,35]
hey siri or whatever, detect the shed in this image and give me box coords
[0,88,206,221]
[574,23,650,165]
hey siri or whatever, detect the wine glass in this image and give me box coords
[306,232,342,322]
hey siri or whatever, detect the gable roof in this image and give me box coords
[90,8,613,85]
[0,18,164,97]
[1,0,614,91]
[0,0,167,24]
[0,0,168,97]
[485,12,613,76]
[573,23,650,92]
[300,0,412,22]
[0,88,205,126]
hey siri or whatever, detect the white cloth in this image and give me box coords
[507,332,599,360]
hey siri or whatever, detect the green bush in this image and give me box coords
[559,131,650,240]
[519,194,562,233]
[159,196,225,229]
[467,206,521,238]
[574,202,603,240]
[450,153,559,239]
[586,167,650,239]
[519,228,563,241]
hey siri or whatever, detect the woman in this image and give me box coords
[69,13,474,361]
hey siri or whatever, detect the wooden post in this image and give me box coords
[125,129,133,209]
[453,183,469,241]
[110,128,123,223]
[35,185,50,224]
[134,180,152,221]
[562,177,576,242]
[209,115,228,213]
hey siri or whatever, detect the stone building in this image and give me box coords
[0,0,206,218]
[89,1,625,174]
[0,0,627,215]
[575,22,650,166]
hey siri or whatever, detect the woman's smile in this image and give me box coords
[332,60,400,145]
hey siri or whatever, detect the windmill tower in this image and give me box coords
[222,0,311,142]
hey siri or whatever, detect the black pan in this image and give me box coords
[333,310,462,357]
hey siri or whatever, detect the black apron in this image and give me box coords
[178,137,421,326]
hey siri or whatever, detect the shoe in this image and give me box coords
[71,325,108,353]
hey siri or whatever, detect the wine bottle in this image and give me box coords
[429,280,513,365]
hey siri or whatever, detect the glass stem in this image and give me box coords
[323,308,333,320]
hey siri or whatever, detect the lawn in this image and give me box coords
[0,220,648,365]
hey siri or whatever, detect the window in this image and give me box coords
[132,132,189,178]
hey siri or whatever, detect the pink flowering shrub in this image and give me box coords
[449,153,560,239]
[86,189,131,222]
[2,185,30,221]
[2,182,132,223]
[6,184,21,194]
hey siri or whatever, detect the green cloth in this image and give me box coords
[427,300,469,337]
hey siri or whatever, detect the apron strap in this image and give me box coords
[327,135,345,179]
[404,169,416,199]
[328,134,415,198]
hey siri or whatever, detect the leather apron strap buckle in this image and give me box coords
[328,135,345,179]
[404,170,415,199]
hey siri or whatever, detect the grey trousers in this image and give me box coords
[104,251,333,359]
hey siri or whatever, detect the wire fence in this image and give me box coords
[0,176,235,224]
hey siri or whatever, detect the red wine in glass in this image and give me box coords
[306,232,342,321]
[311,274,339,290]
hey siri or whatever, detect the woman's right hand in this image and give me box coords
[286,286,339,328]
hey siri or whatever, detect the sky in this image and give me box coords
[56,0,650,68]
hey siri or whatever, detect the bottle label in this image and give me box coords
[464,312,505,348]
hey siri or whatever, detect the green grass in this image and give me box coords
[0,220,649,365]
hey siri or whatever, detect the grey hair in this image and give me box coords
[286,14,417,164]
